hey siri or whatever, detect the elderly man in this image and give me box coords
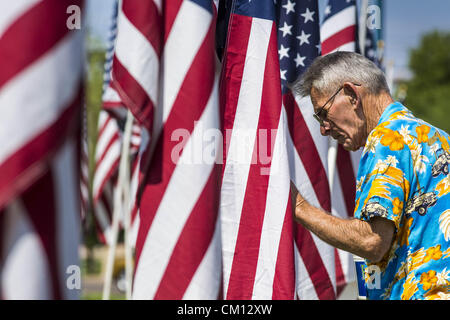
[290,51,450,300]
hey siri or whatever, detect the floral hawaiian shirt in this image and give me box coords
[354,102,450,300]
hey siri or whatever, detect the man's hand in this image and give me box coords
[289,181,395,263]
[290,181,307,218]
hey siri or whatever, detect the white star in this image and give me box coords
[278,44,290,60]
[279,22,293,37]
[296,30,311,46]
[294,54,306,67]
[316,43,321,53]
[280,69,287,80]
[301,7,315,23]
[324,5,331,15]
[282,0,296,14]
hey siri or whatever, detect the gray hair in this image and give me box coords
[291,51,390,98]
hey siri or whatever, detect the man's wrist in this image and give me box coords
[293,198,310,221]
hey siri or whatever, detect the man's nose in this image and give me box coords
[320,124,331,136]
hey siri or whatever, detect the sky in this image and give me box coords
[85,0,450,80]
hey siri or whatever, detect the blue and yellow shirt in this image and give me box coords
[354,102,450,300]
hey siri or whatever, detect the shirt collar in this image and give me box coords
[376,101,408,126]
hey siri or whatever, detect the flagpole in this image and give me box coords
[386,59,395,92]
[101,173,121,300]
[327,138,338,191]
[102,110,134,300]
[122,114,134,300]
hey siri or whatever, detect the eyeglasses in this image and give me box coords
[313,83,361,126]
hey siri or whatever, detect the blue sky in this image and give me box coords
[85,0,450,80]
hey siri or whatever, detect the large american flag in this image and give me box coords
[111,0,222,299]
[220,0,343,299]
[0,0,83,299]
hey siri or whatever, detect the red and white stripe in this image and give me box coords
[220,15,293,299]
[285,93,339,299]
[80,108,90,223]
[330,145,360,290]
[321,3,356,54]
[92,111,121,244]
[0,0,83,299]
[92,109,142,246]
[111,0,222,299]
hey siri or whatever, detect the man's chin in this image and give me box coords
[341,140,359,152]
[342,144,353,151]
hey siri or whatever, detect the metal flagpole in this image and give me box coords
[385,59,395,92]
[102,110,134,300]
[327,138,338,190]
[122,125,134,300]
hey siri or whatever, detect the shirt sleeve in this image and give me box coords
[354,134,413,231]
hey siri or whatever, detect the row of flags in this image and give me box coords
[0,0,384,299]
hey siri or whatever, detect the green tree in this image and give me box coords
[404,31,450,134]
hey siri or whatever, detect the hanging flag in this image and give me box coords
[92,110,141,245]
[0,0,84,299]
[80,105,90,224]
[92,0,141,246]
[364,0,384,67]
[112,0,222,299]
[220,0,340,300]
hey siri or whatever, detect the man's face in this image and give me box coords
[310,84,367,151]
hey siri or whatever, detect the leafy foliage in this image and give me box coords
[404,31,450,134]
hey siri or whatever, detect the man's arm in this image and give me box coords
[291,184,395,262]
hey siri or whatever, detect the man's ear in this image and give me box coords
[343,82,359,106]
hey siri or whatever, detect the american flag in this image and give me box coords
[80,105,90,223]
[0,0,83,299]
[92,110,121,245]
[220,0,341,299]
[111,0,222,299]
[92,0,141,246]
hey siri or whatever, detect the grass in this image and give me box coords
[82,292,126,300]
